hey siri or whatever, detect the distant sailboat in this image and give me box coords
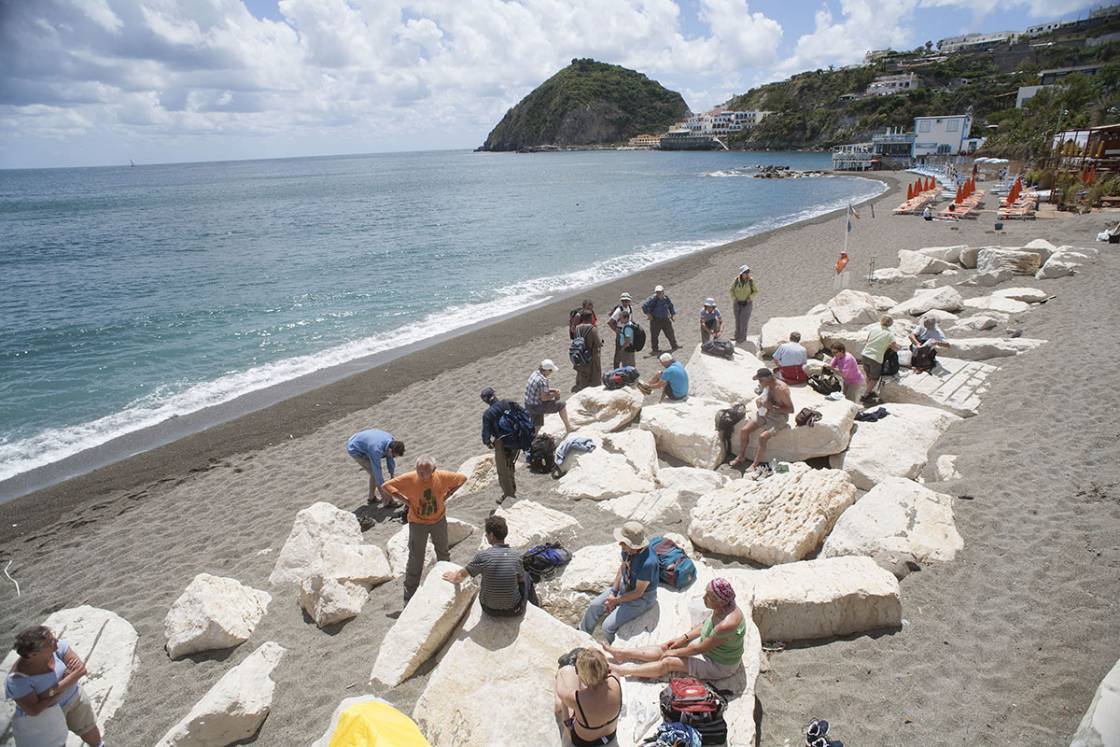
[129,159,135,167]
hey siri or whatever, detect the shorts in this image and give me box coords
[754,412,790,435]
[528,399,565,418]
[63,688,98,736]
[687,654,742,681]
[861,355,883,379]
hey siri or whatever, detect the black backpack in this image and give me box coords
[627,322,647,353]
[807,372,842,395]
[911,345,937,372]
[701,339,735,360]
[569,330,593,366]
[881,349,901,377]
[659,679,729,746]
[496,401,535,452]
[715,403,747,458]
[602,365,640,390]
[528,433,557,473]
[521,543,572,582]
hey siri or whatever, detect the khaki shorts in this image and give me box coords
[753,412,790,435]
[687,654,741,681]
[861,355,883,379]
[63,688,98,736]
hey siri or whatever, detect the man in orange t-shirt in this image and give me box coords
[381,456,467,603]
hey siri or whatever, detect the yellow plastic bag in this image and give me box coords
[328,699,431,747]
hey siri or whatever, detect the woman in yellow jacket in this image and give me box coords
[730,265,758,343]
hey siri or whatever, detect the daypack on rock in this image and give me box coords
[522,543,572,582]
[881,349,901,377]
[626,322,647,353]
[603,365,641,390]
[715,403,747,461]
[659,679,728,746]
[701,339,735,360]
[569,333,593,366]
[497,401,536,452]
[528,433,557,473]
[911,345,937,372]
[795,407,823,427]
[648,535,697,589]
[807,372,842,395]
[641,722,702,747]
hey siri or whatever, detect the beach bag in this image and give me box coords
[326,698,430,747]
[641,722,702,747]
[522,543,572,582]
[528,433,557,473]
[807,372,842,395]
[648,535,697,589]
[881,349,900,377]
[659,679,728,745]
[603,365,640,390]
[795,407,823,427]
[701,339,735,360]
[496,401,536,452]
[911,345,937,372]
[568,333,593,367]
[626,322,647,353]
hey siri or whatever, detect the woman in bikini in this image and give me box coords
[554,647,623,746]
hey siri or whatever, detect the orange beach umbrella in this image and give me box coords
[907,183,914,201]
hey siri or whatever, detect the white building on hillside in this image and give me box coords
[937,31,1017,53]
[912,114,973,157]
[866,72,920,96]
[685,109,771,135]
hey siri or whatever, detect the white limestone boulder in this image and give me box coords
[1035,254,1080,279]
[729,386,859,464]
[944,337,1046,361]
[387,518,476,576]
[976,247,1041,276]
[456,453,496,496]
[914,244,966,264]
[537,543,619,625]
[156,642,284,746]
[164,574,272,659]
[298,574,370,628]
[1070,657,1120,747]
[827,289,879,325]
[830,403,960,489]
[599,467,728,525]
[934,454,960,481]
[880,357,996,418]
[949,315,999,332]
[959,268,1013,287]
[370,561,478,688]
[489,500,581,550]
[821,478,963,572]
[602,429,660,484]
[760,315,823,356]
[870,267,915,284]
[1021,238,1057,263]
[543,386,644,436]
[898,249,956,275]
[958,246,981,269]
[658,466,729,496]
[686,344,768,403]
[0,606,139,746]
[413,603,595,747]
[962,294,1031,314]
[689,463,857,565]
[992,287,1049,304]
[921,309,958,324]
[640,397,728,470]
[889,286,964,316]
[872,295,898,310]
[269,502,392,591]
[556,434,656,501]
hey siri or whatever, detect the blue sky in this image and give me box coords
[0,0,1109,169]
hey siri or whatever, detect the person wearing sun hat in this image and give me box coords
[608,292,636,369]
[524,359,573,432]
[729,366,794,477]
[579,521,660,643]
[730,265,758,343]
[699,297,723,342]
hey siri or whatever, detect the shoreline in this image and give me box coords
[0,174,890,536]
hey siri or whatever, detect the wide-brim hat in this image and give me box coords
[619,292,632,301]
[613,521,648,548]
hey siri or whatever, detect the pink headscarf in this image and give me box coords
[707,577,736,608]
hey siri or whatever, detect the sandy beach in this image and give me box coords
[2,172,1119,746]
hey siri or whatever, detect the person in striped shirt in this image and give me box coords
[443,515,536,616]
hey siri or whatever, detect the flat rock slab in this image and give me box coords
[830,402,961,489]
[760,315,823,356]
[387,518,476,576]
[413,603,596,747]
[821,477,963,572]
[600,467,728,524]
[976,248,1041,276]
[962,295,1032,314]
[898,249,956,275]
[689,463,857,565]
[944,337,1046,361]
[870,267,915,284]
[537,543,620,625]
[543,386,644,437]
[732,386,858,464]
[370,561,478,688]
[880,356,996,418]
[1,606,139,747]
[557,447,654,501]
[489,500,581,550]
[1071,657,1120,747]
[888,286,964,316]
[991,286,1049,303]
[164,574,272,659]
[640,397,728,470]
[686,344,768,403]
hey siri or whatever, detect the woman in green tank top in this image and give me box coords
[603,578,746,681]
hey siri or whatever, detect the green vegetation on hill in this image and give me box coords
[480,59,689,151]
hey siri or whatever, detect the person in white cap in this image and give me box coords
[524,359,573,431]
[730,265,758,343]
[579,521,660,643]
[607,292,635,369]
[641,285,678,354]
[637,352,689,401]
[699,297,723,343]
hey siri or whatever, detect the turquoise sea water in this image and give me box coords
[0,149,883,484]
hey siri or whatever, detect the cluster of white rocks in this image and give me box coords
[868,238,1097,284]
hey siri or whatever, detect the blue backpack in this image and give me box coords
[496,401,536,451]
[521,543,572,581]
[641,722,701,747]
[648,535,697,590]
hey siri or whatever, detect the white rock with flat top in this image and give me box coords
[413,603,596,747]
[387,518,475,576]
[822,478,963,572]
[658,466,729,495]
[730,387,858,464]
[371,562,478,688]
[686,344,767,403]
[456,454,496,496]
[944,337,1046,361]
[881,357,996,418]
[640,397,728,470]
[599,468,727,525]
[827,289,879,325]
[689,463,857,565]
[1070,657,1120,747]
[872,295,897,310]
[537,543,619,625]
[898,249,957,275]
[489,500,581,550]
[760,315,823,356]
[915,244,966,264]
[156,641,284,747]
[164,574,272,659]
[556,445,655,501]
[1035,254,1080,279]
[870,267,915,284]
[976,248,1041,276]
[269,502,392,590]
[992,287,1048,304]
[1021,238,1057,263]
[962,295,1031,314]
[889,286,964,316]
[298,574,369,628]
[543,386,644,436]
[602,429,660,484]
[959,268,1013,287]
[949,315,999,332]
[830,403,959,489]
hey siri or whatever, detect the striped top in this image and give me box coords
[466,544,524,611]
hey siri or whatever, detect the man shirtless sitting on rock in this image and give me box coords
[729,368,794,478]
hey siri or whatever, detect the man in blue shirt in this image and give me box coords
[480,387,520,504]
[580,521,659,643]
[347,429,406,507]
[641,284,679,354]
[638,353,689,401]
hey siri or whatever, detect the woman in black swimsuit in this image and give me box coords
[554,647,623,746]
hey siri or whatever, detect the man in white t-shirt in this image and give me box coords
[772,332,808,385]
[608,292,635,369]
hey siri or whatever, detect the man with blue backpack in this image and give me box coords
[480,387,534,505]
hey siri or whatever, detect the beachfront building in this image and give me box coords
[936,31,1017,53]
[684,109,771,135]
[912,114,973,158]
[832,142,877,171]
[873,128,916,163]
[866,73,920,96]
[864,49,893,63]
[627,134,662,148]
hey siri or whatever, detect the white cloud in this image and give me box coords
[780,0,920,74]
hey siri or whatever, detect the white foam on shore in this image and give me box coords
[0,178,886,484]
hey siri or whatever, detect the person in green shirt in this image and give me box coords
[603,578,746,681]
[860,315,900,402]
[730,265,758,343]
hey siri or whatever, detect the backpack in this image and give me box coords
[911,345,937,372]
[626,322,647,353]
[522,543,572,582]
[496,401,536,452]
[527,433,557,474]
[701,339,735,360]
[659,679,728,746]
[569,332,593,366]
[795,407,823,427]
[603,365,641,390]
[641,722,702,747]
[647,535,697,589]
[715,403,747,459]
[807,372,842,395]
[880,349,900,377]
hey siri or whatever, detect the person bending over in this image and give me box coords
[636,353,689,401]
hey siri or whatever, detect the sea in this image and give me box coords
[0,149,884,496]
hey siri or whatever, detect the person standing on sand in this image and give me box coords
[480,387,520,504]
[730,265,758,343]
[346,429,406,507]
[572,310,603,392]
[380,456,467,603]
[607,293,635,369]
[525,359,575,431]
[730,368,794,477]
[614,310,637,369]
[443,514,538,616]
[700,298,723,342]
[580,521,659,643]
[641,285,678,354]
[861,315,899,402]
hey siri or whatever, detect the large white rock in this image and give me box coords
[598,466,728,525]
[991,286,1049,304]
[489,500,581,550]
[370,561,478,688]
[830,403,960,489]
[156,642,284,746]
[0,606,139,747]
[934,454,960,481]
[556,446,654,501]
[269,502,392,590]
[1070,657,1120,747]
[976,248,1041,276]
[872,295,898,310]
[759,315,823,356]
[730,386,859,464]
[870,267,915,284]
[1021,238,1057,264]
[686,344,768,403]
[958,245,981,269]
[456,453,496,496]
[603,429,660,484]
[413,603,595,747]
[921,309,959,324]
[959,268,1013,287]
[943,337,1047,361]
[640,397,728,470]
[914,244,966,264]
[898,249,957,275]
[543,386,644,436]
[827,289,879,325]
[658,466,729,495]
[962,294,1032,314]
[537,543,620,625]
[387,518,476,576]
[164,574,272,659]
[689,463,857,565]
[889,286,964,316]
[723,556,902,641]
[880,357,997,418]
[821,478,963,572]
[949,315,1000,332]
[298,574,370,628]
[1035,254,1080,279]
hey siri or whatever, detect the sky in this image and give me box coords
[0,0,1110,168]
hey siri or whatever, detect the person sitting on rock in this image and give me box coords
[444,514,537,617]
[554,647,623,747]
[579,521,659,643]
[908,316,950,372]
[603,578,745,681]
[636,353,688,401]
[772,331,809,385]
[729,368,794,477]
